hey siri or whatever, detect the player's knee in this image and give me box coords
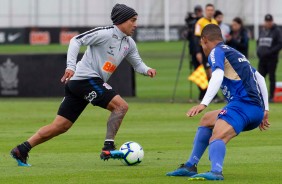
[199,113,211,127]
[48,122,71,136]
[210,131,233,144]
[210,133,222,143]
[116,102,129,115]
[56,125,70,134]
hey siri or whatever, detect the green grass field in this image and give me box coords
[0,41,281,183]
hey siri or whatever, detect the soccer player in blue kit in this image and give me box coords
[167,24,270,180]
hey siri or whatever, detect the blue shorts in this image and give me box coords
[218,101,264,135]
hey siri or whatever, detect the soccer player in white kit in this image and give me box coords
[11,4,156,166]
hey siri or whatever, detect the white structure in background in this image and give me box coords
[0,0,280,40]
[164,0,170,41]
[254,0,260,40]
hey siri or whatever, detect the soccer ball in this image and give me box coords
[119,141,144,166]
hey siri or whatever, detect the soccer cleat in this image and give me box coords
[100,142,124,160]
[100,150,124,160]
[166,164,197,177]
[188,171,224,181]
[10,147,31,167]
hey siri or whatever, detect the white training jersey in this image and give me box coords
[66,25,151,82]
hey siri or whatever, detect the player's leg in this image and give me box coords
[27,115,73,147]
[166,109,220,176]
[100,95,128,160]
[185,110,221,165]
[73,78,125,160]
[10,116,74,166]
[105,95,128,140]
[267,59,278,101]
[11,82,88,166]
[189,119,236,181]
[209,119,236,172]
[190,102,264,180]
[258,59,267,77]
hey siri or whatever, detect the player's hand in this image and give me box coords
[61,69,74,84]
[147,69,157,78]
[186,104,206,117]
[259,110,270,131]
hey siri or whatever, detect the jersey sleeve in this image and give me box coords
[125,39,151,75]
[255,71,269,111]
[201,68,224,106]
[74,28,109,46]
[209,47,225,72]
[66,29,109,71]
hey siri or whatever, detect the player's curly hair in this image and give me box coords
[201,24,223,41]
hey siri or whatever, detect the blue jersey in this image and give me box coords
[208,42,264,108]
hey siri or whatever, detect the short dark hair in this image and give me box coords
[233,17,243,26]
[205,3,214,8]
[201,24,223,41]
[214,10,223,18]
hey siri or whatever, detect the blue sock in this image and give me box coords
[185,126,212,167]
[209,139,226,173]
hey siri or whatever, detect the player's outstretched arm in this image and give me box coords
[125,38,157,77]
[201,69,224,106]
[186,68,223,117]
[255,71,269,110]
